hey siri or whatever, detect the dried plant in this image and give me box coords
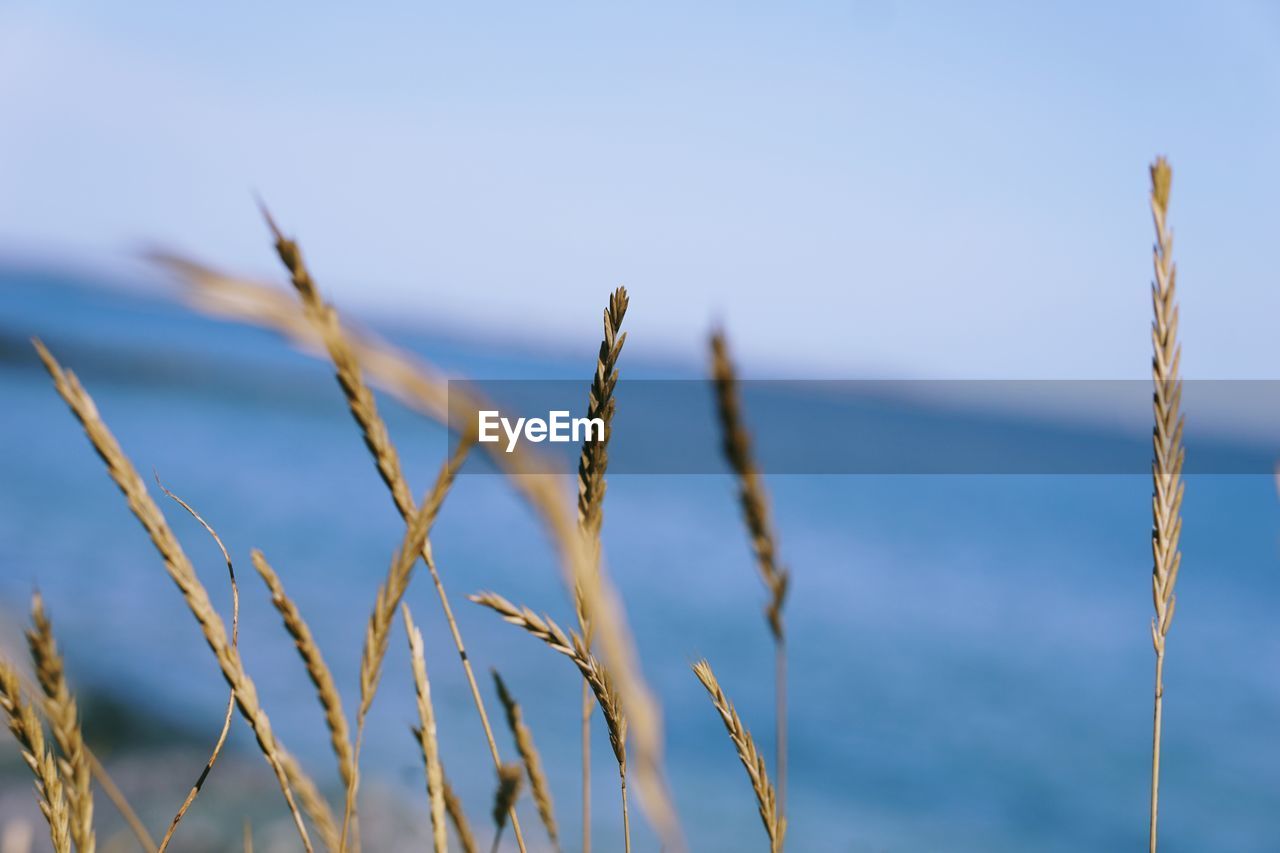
[492,671,559,850]
[471,592,630,852]
[692,660,784,853]
[573,286,628,853]
[32,339,315,853]
[283,752,342,851]
[254,213,527,853]
[710,331,789,815]
[159,254,683,849]
[489,764,524,853]
[0,662,71,853]
[443,774,478,853]
[403,606,447,853]
[1148,156,1185,853]
[25,594,94,853]
[252,550,354,808]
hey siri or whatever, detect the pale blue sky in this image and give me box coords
[1,1,1278,378]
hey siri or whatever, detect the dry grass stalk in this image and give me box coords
[403,606,447,853]
[83,752,155,852]
[159,254,682,849]
[489,764,524,853]
[252,550,355,800]
[492,671,559,850]
[32,339,314,853]
[252,213,527,853]
[340,490,437,849]
[470,592,630,852]
[153,486,239,853]
[709,331,789,816]
[25,594,94,853]
[573,287,628,853]
[692,660,783,853]
[283,753,342,852]
[442,775,477,853]
[242,821,252,853]
[0,662,71,852]
[1148,156,1185,853]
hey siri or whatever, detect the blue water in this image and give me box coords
[1,267,1277,851]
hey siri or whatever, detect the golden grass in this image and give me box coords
[1148,156,1184,853]
[25,594,94,853]
[692,660,784,853]
[4,156,1207,850]
[157,253,683,848]
[253,212,528,853]
[31,339,315,853]
[573,286,628,853]
[403,605,447,853]
[710,331,789,819]
[470,592,630,852]
[443,773,478,853]
[492,670,559,851]
[0,662,71,852]
[251,550,355,807]
[490,764,524,853]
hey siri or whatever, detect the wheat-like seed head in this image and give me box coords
[160,257,681,849]
[492,670,560,850]
[261,206,415,517]
[442,773,478,853]
[1149,156,1184,653]
[471,592,627,775]
[282,752,342,852]
[0,662,72,853]
[709,332,789,642]
[691,660,783,853]
[574,286,629,641]
[403,606,448,853]
[252,550,355,800]
[32,339,315,853]
[25,594,94,853]
[491,763,524,844]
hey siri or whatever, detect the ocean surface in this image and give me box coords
[1,266,1278,851]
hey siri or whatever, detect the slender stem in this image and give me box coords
[425,553,528,853]
[582,681,592,853]
[1149,651,1165,853]
[775,640,787,828]
[620,775,631,853]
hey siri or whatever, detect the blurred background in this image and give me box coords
[1,1,1279,850]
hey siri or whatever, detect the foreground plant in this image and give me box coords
[710,331,790,826]
[1147,156,1185,853]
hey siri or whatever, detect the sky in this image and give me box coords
[1,1,1278,379]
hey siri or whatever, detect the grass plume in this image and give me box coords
[403,605,447,853]
[1148,156,1185,853]
[692,660,784,853]
[443,774,478,853]
[0,662,71,853]
[471,592,630,852]
[492,670,560,850]
[490,764,524,853]
[709,331,789,816]
[254,212,527,853]
[252,550,355,806]
[573,286,628,853]
[160,253,683,849]
[25,594,94,853]
[32,338,315,853]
